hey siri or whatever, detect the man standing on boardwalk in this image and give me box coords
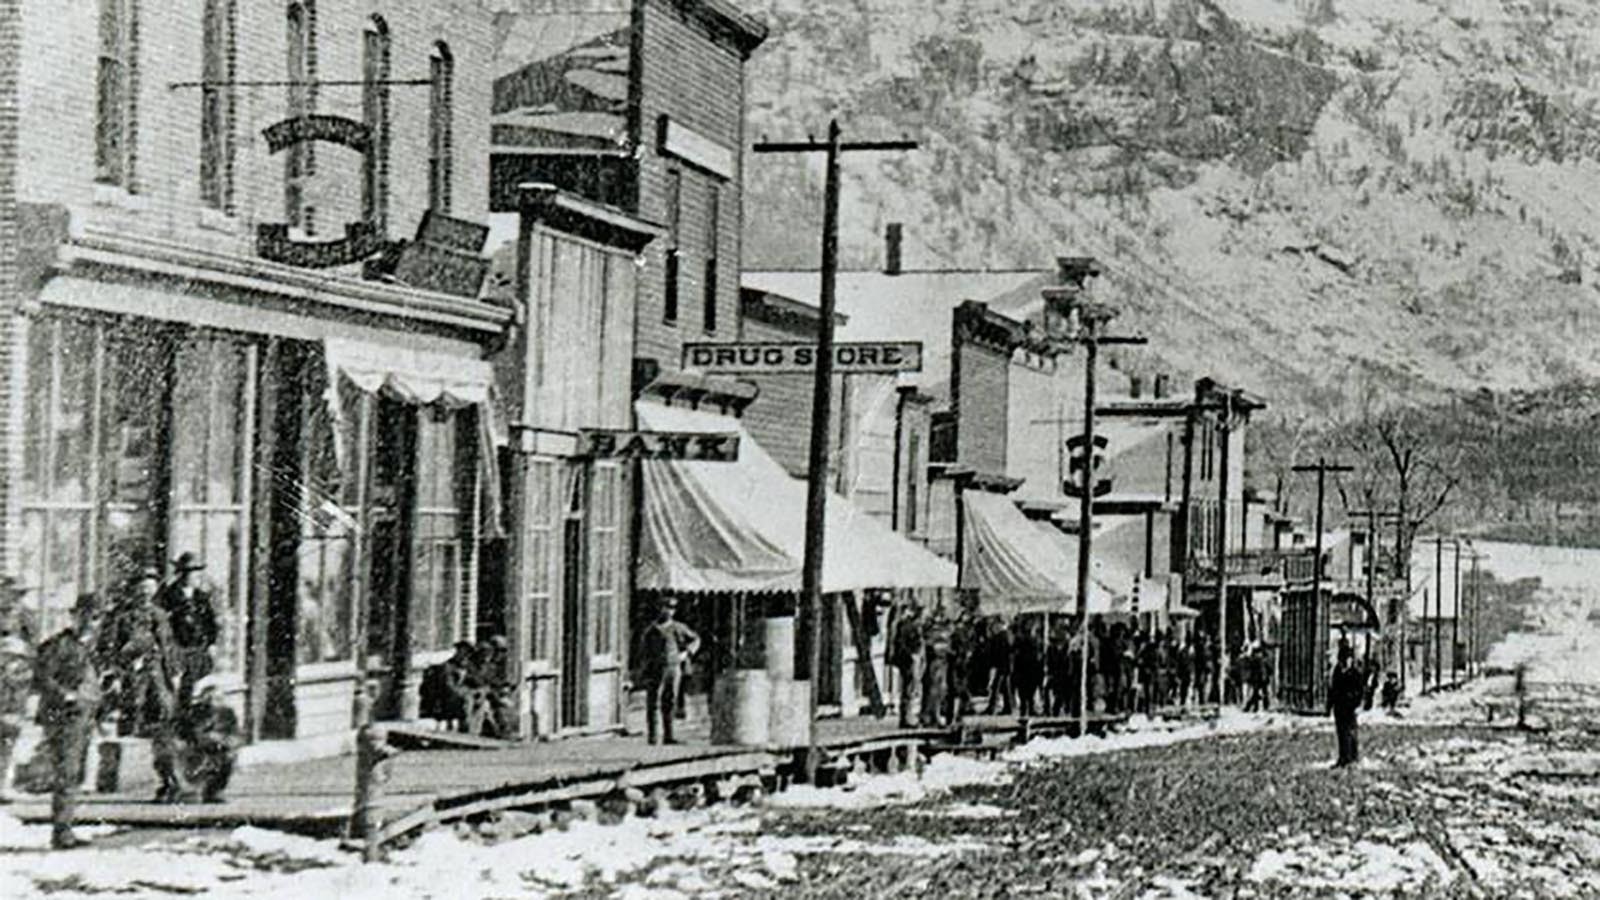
[889,602,922,728]
[158,553,217,706]
[1328,644,1367,767]
[34,592,104,848]
[640,595,699,745]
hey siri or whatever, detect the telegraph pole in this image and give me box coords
[1347,506,1402,665]
[1465,547,1485,679]
[1292,458,1353,706]
[1452,539,1463,686]
[753,123,915,782]
[1045,284,1145,737]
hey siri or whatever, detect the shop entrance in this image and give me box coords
[559,467,590,730]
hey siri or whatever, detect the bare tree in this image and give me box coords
[1334,402,1462,586]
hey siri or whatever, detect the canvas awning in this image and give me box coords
[634,402,958,594]
[323,337,505,536]
[960,490,1133,616]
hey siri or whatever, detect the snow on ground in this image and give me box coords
[0,712,1297,899]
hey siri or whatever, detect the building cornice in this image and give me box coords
[58,223,512,337]
[519,183,663,253]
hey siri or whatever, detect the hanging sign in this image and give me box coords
[256,114,386,269]
[682,341,923,374]
[577,429,741,462]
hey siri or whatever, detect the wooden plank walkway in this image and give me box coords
[9,711,1129,842]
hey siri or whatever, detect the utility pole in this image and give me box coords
[1465,547,1485,679]
[753,123,915,783]
[1430,536,1456,692]
[1452,539,1462,686]
[1346,506,1402,669]
[1045,283,1145,737]
[1214,392,1235,708]
[1292,458,1353,707]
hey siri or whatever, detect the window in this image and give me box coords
[199,0,235,210]
[527,459,557,661]
[167,337,253,674]
[663,169,681,323]
[589,463,620,656]
[408,408,473,654]
[96,0,137,186]
[361,16,391,232]
[427,43,453,213]
[702,185,719,332]
[285,2,315,228]
[905,431,921,534]
[296,382,360,665]
[20,318,254,667]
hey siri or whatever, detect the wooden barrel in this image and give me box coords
[711,669,772,746]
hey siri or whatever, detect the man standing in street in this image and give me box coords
[1328,644,1367,767]
[889,602,922,728]
[34,592,105,848]
[639,595,699,745]
[158,553,217,707]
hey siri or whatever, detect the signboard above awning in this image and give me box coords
[682,341,923,375]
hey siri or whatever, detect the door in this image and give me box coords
[559,516,588,728]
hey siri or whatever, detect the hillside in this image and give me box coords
[739,0,1600,413]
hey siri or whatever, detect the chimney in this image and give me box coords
[1056,256,1102,289]
[1154,373,1170,399]
[885,223,903,276]
[1129,374,1145,398]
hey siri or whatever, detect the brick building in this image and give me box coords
[8,0,508,742]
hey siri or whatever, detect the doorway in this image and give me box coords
[560,516,589,729]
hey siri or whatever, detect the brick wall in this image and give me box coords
[0,0,18,579]
[16,0,493,263]
[632,0,749,368]
[735,312,842,478]
[953,339,1009,475]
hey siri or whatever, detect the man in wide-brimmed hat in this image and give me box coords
[33,591,105,848]
[157,553,217,707]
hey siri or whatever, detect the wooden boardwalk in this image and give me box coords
[10,712,1126,845]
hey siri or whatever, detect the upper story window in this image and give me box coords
[663,168,682,324]
[361,16,392,232]
[702,184,719,333]
[96,0,138,187]
[427,43,454,213]
[285,2,315,229]
[199,0,235,211]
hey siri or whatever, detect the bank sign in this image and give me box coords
[577,429,740,462]
[682,341,923,375]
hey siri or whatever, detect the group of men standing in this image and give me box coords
[889,603,1261,727]
[0,553,240,849]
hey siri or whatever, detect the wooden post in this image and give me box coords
[753,124,916,782]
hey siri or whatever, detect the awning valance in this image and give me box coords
[323,337,505,537]
[960,490,1134,616]
[634,402,957,594]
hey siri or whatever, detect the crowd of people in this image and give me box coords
[0,554,240,849]
[888,602,1293,728]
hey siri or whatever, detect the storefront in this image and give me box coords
[489,185,657,739]
[18,242,509,742]
[630,402,957,721]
